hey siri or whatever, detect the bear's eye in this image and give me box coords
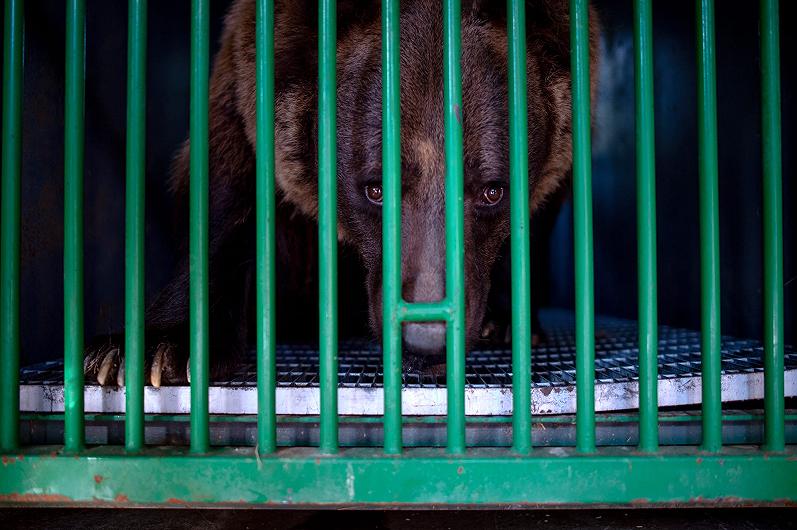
[365,183,383,205]
[480,183,505,206]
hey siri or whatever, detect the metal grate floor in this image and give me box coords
[19,309,797,415]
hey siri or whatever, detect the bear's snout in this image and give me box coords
[403,322,446,357]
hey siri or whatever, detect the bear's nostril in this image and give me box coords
[403,322,446,355]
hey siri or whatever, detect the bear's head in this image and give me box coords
[231,0,600,363]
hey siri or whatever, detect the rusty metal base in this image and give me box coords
[1,446,796,506]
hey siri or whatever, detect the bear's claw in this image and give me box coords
[85,338,188,387]
[96,347,120,387]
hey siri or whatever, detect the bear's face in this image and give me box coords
[336,5,518,360]
[233,0,599,361]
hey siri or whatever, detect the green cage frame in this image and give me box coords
[0,0,793,506]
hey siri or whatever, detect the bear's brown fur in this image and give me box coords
[85,0,600,386]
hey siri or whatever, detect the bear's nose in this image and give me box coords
[403,322,446,357]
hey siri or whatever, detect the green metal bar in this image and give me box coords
[64,0,86,454]
[2,450,797,506]
[0,0,23,454]
[124,0,147,453]
[189,0,210,454]
[381,0,402,455]
[255,0,277,455]
[760,0,784,453]
[318,0,339,454]
[443,0,466,455]
[696,0,722,453]
[397,301,451,322]
[570,0,595,454]
[507,0,532,455]
[634,0,658,453]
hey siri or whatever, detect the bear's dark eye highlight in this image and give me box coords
[480,184,505,206]
[365,183,383,205]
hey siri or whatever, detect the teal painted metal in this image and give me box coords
[381,0,402,455]
[189,0,210,454]
[570,0,596,454]
[507,0,532,455]
[634,0,659,453]
[379,0,470,456]
[1,0,794,510]
[0,0,23,453]
[760,0,785,453]
[1,448,796,505]
[64,0,86,455]
[125,0,147,453]
[318,0,339,454]
[695,0,722,454]
[443,0,466,456]
[397,301,451,322]
[255,0,277,456]
[382,0,469,454]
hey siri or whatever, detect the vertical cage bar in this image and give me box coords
[507,0,532,455]
[64,0,86,454]
[0,0,23,453]
[443,0,466,455]
[696,0,722,453]
[382,0,402,455]
[256,0,277,455]
[570,0,595,454]
[189,0,210,454]
[318,0,339,454]
[634,0,658,453]
[124,0,147,453]
[760,0,784,453]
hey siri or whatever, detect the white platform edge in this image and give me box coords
[19,370,796,416]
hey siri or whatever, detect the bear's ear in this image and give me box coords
[271,0,381,91]
[468,0,597,74]
[466,0,506,22]
[290,0,381,36]
[522,1,600,211]
[275,0,381,42]
[336,0,382,32]
[267,0,382,226]
[465,1,600,210]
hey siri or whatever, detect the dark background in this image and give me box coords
[1,0,793,366]
[2,507,796,530]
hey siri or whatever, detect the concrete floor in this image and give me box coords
[1,508,794,529]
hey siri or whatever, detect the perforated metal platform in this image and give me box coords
[19,310,797,415]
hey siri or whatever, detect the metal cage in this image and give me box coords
[0,0,793,506]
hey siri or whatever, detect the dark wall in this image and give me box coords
[550,0,795,344]
[1,0,793,365]
[2,0,236,364]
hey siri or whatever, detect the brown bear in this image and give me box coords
[85,0,600,386]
